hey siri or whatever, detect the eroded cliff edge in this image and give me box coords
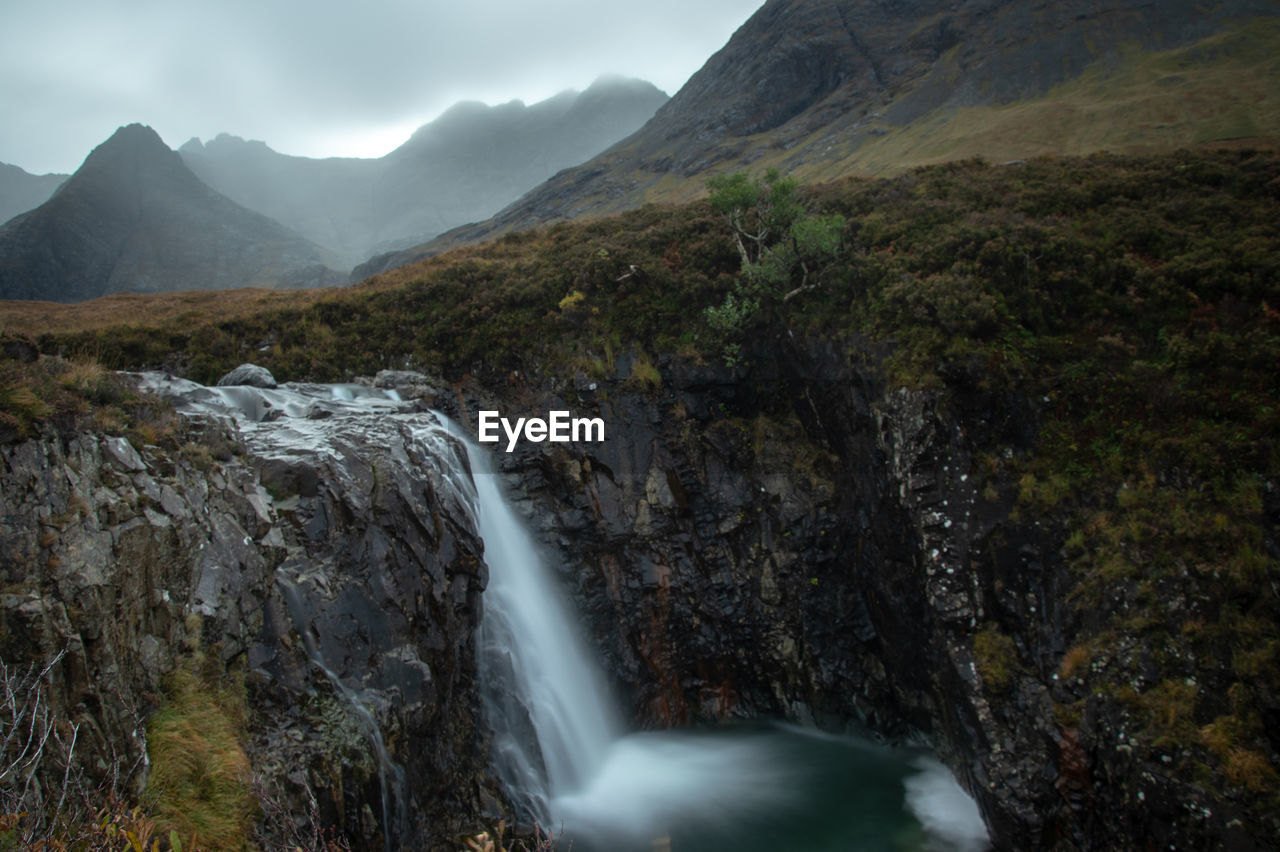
[2,335,1275,849]
[0,387,493,850]
[436,336,1275,851]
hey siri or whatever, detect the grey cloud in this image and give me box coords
[0,0,763,175]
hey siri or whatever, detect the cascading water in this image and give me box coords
[464,439,620,825]
[140,372,989,851]
[454,429,992,852]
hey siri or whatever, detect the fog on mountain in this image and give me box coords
[180,77,668,269]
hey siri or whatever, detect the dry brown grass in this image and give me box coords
[1225,747,1279,794]
[0,286,340,338]
[146,664,254,851]
[1058,643,1092,681]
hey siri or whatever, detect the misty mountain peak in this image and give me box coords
[0,123,338,301]
[202,134,275,157]
[83,123,171,163]
[72,123,198,196]
[584,74,667,98]
[173,79,666,269]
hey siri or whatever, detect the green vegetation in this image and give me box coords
[974,625,1018,694]
[493,20,1280,217]
[0,341,183,449]
[0,649,205,851]
[728,20,1280,189]
[145,642,254,851]
[5,145,1279,817]
[800,20,1280,181]
[703,169,845,364]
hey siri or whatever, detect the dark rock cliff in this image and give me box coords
[0,384,493,849]
[435,336,1271,850]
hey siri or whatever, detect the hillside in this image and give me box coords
[4,147,1279,848]
[180,76,668,268]
[418,0,1280,256]
[0,124,342,303]
[0,162,65,226]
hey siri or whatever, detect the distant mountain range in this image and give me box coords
[0,124,342,302]
[2,0,1277,301]
[179,76,668,268]
[416,0,1280,259]
[0,163,66,228]
[0,77,667,301]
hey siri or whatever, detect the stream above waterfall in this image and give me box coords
[138,371,990,851]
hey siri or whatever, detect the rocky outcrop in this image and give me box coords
[0,381,493,849]
[217,363,278,388]
[3,340,1271,848]
[432,335,1270,850]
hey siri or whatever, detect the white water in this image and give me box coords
[455,429,991,851]
[139,374,990,851]
[464,441,621,823]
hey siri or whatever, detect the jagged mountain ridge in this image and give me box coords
[0,162,66,228]
[413,0,1280,260]
[180,76,668,267]
[0,124,342,303]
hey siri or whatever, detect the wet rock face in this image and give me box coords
[228,406,491,849]
[444,345,944,728]
[0,388,491,851]
[435,339,1141,850]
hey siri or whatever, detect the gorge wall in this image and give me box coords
[0,383,495,850]
[2,340,1273,849]
[437,336,1269,851]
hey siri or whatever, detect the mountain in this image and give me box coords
[180,76,668,268]
[0,162,66,227]
[178,136,373,270]
[415,0,1280,257]
[0,124,341,303]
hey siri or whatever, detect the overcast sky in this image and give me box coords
[1,0,764,176]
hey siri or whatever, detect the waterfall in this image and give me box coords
[454,422,992,852]
[459,430,620,825]
[138,372,989,851]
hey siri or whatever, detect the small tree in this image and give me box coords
[706,169,805,268]
[703,169,845,363]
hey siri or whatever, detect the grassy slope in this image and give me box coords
[809,19,1280,179]
[3,147,1279,832]
[570,20,1280,213]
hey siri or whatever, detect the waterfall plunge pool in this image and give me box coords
[464,415,990,852]
[554,722,989,852]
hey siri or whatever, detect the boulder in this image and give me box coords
[217,363,277,388]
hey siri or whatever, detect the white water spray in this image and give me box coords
[454,426,990,851]
[459,433,620,824]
